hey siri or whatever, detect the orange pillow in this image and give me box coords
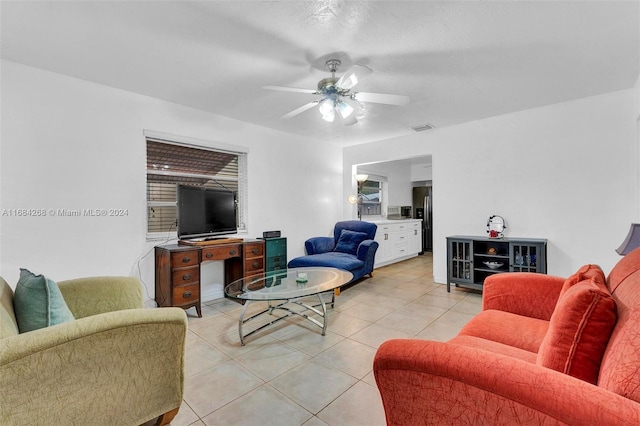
[559,264,605,298]
[537,276,617,384]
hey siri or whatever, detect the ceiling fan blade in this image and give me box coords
[352,91,410,106]
[263,85,317,94]
[336,64,373,90]
[281,101,320,119]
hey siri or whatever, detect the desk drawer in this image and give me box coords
[172,283,200,305]
[171,266,200,284]
[202,244,241,260]
[170,250,199,267]
[244,242,264,258]
[244,257,264,275]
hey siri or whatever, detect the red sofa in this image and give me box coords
[374,247,640,425]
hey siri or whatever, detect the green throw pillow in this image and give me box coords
[13,268,75,333]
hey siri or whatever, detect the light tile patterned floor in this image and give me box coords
[164,253,481,426]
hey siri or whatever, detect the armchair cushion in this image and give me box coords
[288,252,364,271]
[482,272,565,321]
[537,276,617,384]
[334,229,369,255]
[560,263,605,297]
[305,236,335,255]
[13,268,74,333]
[333,220,377,241]
[458,309,549,353]
[0,278,19,338]
[58,276,143,318]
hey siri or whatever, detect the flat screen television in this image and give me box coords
[177,185,237,239]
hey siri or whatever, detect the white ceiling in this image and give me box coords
[1,1,639,147]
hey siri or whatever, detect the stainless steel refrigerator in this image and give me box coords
[412,186,433,253]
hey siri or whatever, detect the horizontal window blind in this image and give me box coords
[146,137,247,236]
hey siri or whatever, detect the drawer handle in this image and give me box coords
[252,261,259,268]
[229,249,237,256]
[182,274,192,281]
[205,252,213,259]
[252,248,259,254]
[182,257,191,263]
[183,291,192,298]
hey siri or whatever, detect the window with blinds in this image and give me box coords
[146,137,247,237]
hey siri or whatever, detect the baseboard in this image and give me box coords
[201,283,224,302]
[433,275,447,285]
[374,253,419,269]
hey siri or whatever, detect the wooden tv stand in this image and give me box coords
[155,239,265,317]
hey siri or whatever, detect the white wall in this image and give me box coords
[411,163,432,182]
[0,60,344,302]
[344,89,639,283]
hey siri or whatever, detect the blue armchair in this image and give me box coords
[287,221,379,282]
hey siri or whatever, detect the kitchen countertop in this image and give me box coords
[365,218,422,224]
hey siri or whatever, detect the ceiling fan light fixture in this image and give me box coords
[265,57,406,125]
[318,99,333,115]
[321,111,335,122]
[337,100,354,119]
[319,99,336,122]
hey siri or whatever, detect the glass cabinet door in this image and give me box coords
[450,240,472,282]
[510,243,540,273]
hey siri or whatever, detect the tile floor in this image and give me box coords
[162,253,481,426]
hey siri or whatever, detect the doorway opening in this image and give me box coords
[354,155,433,252]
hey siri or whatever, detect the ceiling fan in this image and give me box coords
[264,59,410,126]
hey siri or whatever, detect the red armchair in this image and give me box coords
[374,248,640,425]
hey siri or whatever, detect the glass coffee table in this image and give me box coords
[224,267,353,345]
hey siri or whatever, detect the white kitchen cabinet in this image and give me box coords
[374,223,393,264]
[371,219,422,268]
[408,221,422,254]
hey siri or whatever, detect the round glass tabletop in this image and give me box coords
[224,267,353,301]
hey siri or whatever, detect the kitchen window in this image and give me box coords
[361,180,382,203]
[358,174,386,217]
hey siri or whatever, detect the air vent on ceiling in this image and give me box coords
[412,123,435,132]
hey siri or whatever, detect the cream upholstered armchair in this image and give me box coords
[0,275,187,426]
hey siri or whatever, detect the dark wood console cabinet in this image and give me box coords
[155,239,265,317]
